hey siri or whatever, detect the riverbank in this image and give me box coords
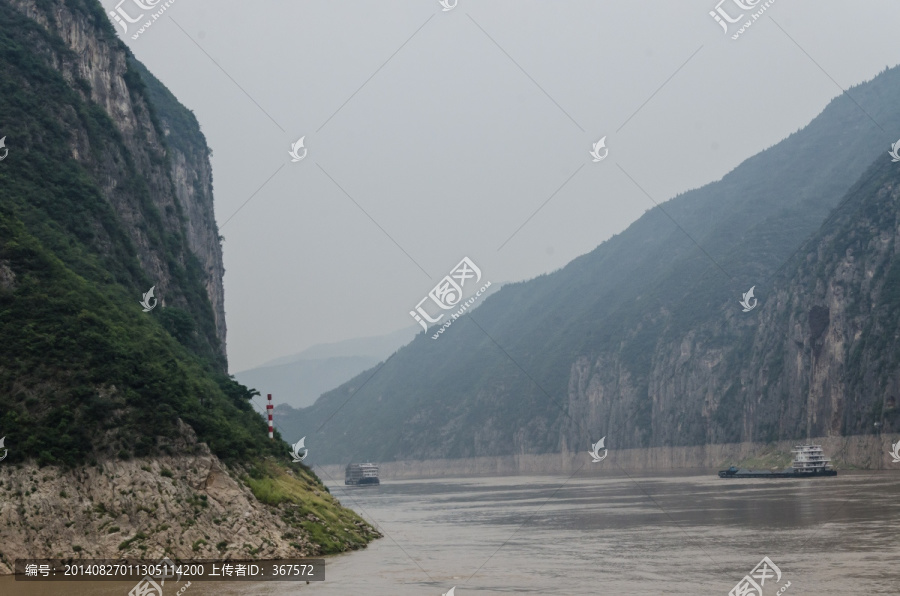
[0,437,380,575]
[316,434,896,480]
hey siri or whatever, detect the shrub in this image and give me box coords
[118,532,148,550]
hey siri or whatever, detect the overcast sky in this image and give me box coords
[111,0,900,373]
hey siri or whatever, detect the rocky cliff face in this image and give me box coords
[8,0,227,358]
[0,0,384,569]
[565,157,900,450]
[169,144,226,346]
[0,421,378,573]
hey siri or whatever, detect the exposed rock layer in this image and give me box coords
[0,422,375,574]
[8,0,227,357]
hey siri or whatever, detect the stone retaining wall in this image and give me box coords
[316,434,898,481]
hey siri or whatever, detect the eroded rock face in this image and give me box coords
[0,447,312,573]
[7,0,227,358]
[0,261,15,292]
[563,172,900,450]
[0,415,380,574]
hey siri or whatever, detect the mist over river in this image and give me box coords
[4,471,899,595]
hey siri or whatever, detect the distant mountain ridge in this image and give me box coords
[234,327,418,409]
[257,327,419,368]
[238,283,503,410]
[237,356,380,409]
[277,66,900,464]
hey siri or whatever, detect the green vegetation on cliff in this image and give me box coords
[0,0,375,555]
[0,2,257,466]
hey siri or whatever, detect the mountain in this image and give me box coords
[236,285,501,410]
[0,0,376,570]
[259,326,419,367]
[238,356,382,409]
[234,327,418,409]
[279,66,900,464]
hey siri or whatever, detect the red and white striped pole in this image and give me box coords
[267,394,274,439]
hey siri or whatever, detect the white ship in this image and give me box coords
[345,462,380,486]
[720,444,837,478]
[790,444,834,473]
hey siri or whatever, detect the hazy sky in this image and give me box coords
[111,0,900,372]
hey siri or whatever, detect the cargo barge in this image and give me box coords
[345,462,380,486]
[719,444,837,478]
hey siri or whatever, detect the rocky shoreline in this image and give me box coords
[0,439,378,575]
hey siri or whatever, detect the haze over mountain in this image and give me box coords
[235,327,418,409]
[115,2,900,373]
[279,66,900,465]
[260,326,419,367]
[239,283,503,409]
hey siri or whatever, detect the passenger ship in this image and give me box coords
[345,462,380,486]
[719,444,837,478]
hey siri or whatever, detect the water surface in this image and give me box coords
[4,470,899,595]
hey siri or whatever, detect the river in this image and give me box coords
[3,470,899,595]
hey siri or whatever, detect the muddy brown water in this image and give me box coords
[3,470,899,595]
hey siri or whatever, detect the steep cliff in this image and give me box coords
[280,65,900,464]
[0,0,235,464]
[131,59,227,349]
[563,154,900,450]
[5,0,226,362]
[0,0,378,569]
